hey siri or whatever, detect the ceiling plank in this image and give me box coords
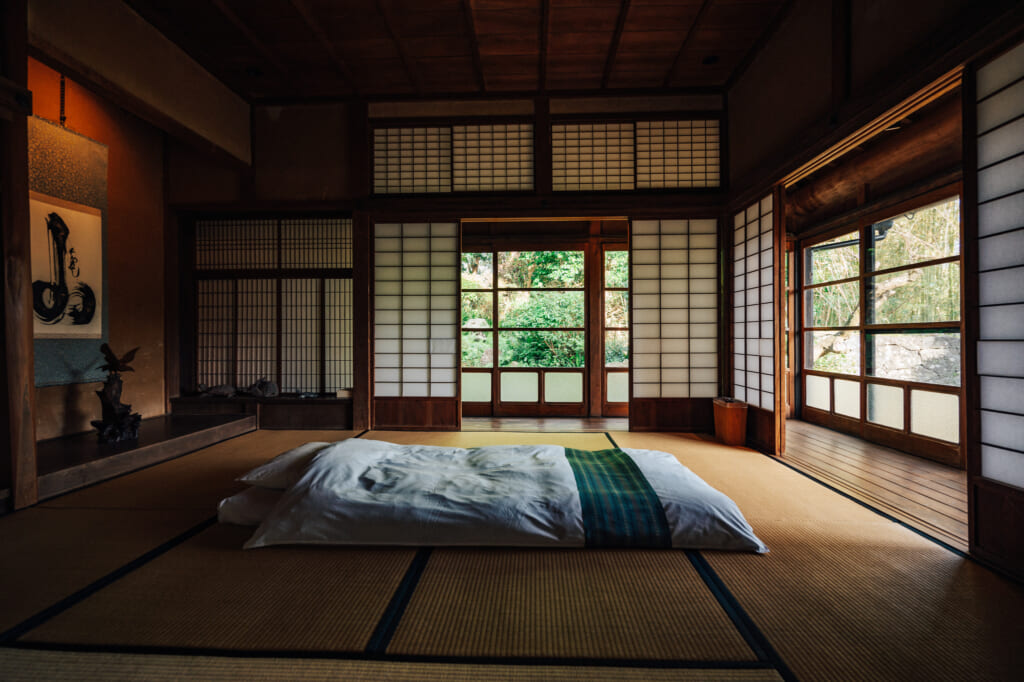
[211,0,289,77]
[662,0,711,88]
[290,0,358,96]
[539,0,550,91]
[601,0,631,89]
[374,0,424,95]
[462,0,486,92]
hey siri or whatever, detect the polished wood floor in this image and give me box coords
[462,417,629,432]
[783,419,968,551]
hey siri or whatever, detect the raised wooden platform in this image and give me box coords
[35,414,257,501]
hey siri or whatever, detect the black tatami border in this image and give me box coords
[0,516,217,643]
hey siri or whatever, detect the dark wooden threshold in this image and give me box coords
[35,414,257,501]
[784,419,968,551]
[462,417,629,432]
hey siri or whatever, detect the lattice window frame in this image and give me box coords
[192,216,354,395]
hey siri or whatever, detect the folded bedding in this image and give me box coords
[220,438,767,553]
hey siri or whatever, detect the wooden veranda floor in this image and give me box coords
[783,419,968,552]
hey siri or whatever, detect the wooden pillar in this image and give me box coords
[1,0,38,509]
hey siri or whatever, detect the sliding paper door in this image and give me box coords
[373,222,460,429]
[968,41,1024,577]
[630,219,718,430]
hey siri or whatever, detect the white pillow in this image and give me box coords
[218,487,283,526]
[236,441,332,489]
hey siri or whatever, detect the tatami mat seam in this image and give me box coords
[367,548,433,654]
[0,516,218,643]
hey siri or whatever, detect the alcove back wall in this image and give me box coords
[29,57,165,440]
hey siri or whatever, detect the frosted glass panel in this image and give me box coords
[834,379,860,419]
[462,372,491,402]
[500,372,538,402]
[545,372,583,403]
[607,372,629,403]
[867,383,903,430]
[806,375,830,411]
[981,445,1024,490]
[910,390,959,443]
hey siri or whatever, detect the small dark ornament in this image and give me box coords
[245,377,279,397]
[91,343,141,443]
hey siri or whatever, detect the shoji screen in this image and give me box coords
[193,217,353,394]
[373,127,452,194]
[974,44,1024,492]
[631,219,719,410]
[373,223,459,404]
[636,120,721,188]
[552,122,635,191]
[732,196,775,411]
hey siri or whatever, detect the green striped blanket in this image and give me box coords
[564,447,672,548]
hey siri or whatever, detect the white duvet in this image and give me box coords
[224,439,767,553]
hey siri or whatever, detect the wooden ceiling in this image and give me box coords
[124,0,789,102]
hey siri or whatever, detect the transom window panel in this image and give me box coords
[373,127,452,194]
[453,124,534,191]
[552,122,635,191]
[636,119,721,188]
[732,196,775,410]
[631,219,718,399]
[192,217,353,394]
[975,45,1024,487]
[374,223,459,398]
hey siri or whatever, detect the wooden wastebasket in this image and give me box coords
[713,398,748,446]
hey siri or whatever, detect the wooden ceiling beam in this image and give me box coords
[290,0,359,96]
[374,0,423,95]
[461,0,486,92]
[602,0,631,89]
[663,0,711,88]
[211,0,289,77]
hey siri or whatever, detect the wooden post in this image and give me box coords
[1,0,38,509]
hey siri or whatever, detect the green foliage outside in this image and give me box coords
[806,197,961,382]
[460,249,630,369]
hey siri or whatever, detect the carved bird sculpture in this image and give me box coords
[99,343,139,373]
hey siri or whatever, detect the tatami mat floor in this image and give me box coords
[2,428,1022,681]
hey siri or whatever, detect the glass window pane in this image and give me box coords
[805,230,859,284]
[605,250,629,288]
[461,252,493,289]
[868,262,960,324]
[605,291,629,327]
[461,291,492,328]
[834,378,860,418]
[606,371,629,403]
[605,330,629,367]
[870,197,960,271]
[498,291,584,328]
[867,332,960,386]
[910,390,960,443]
[461,330,492,367]
[804,281,860,327]
[499,330,585,368]
[805,330,860,374]
[461,372,491,402]
[498,251,584,288]
[544,371,583,402]
[867,383,903,430]
[500,371,538,402]
[806,374,831,411]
